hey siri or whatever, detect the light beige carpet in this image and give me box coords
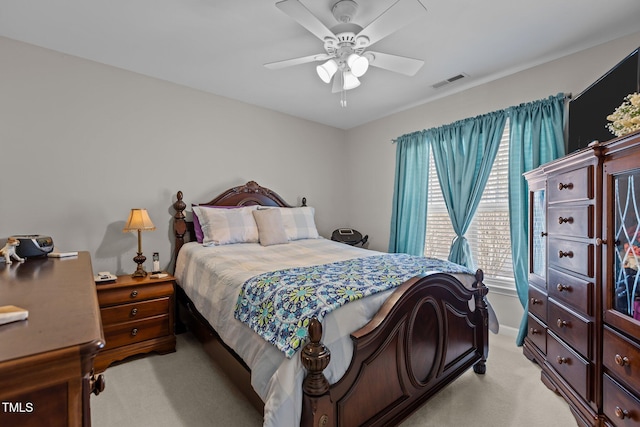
[91,332,576,426]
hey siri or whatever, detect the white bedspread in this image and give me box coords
[174,238,477,427]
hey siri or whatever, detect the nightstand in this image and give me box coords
[94,273,176,372]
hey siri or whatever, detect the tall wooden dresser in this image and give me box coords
[0,252,105,427]
[523,130,640,426]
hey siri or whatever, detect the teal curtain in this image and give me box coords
[389,131,430,256]
[425,111,507,269]
[509,94,566,346]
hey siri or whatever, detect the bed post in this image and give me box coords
[472,269,489,374]
[173,191,187,271]
[300,317,334,427]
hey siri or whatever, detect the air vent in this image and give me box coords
[432,73,467,89]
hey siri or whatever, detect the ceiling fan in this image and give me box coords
[265,0,428,105]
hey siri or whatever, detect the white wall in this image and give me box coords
[344,31,640,333]
[0,37,348,275]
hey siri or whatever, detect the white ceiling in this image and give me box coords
[1,0,640,129]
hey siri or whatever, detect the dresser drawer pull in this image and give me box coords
[556,356,568,364]
[131,328,138,337]
[557,319,569,328]
[530,298,542,305]
[556,283,571,292]
[558,216,574,224]
[130,308,138,317]
[130,290,138,298]
[529,328,541,335]
[615,406,630,420]
[541,231,548,237]
[615,354,630,367]
[558,182,573,191]
[558,250,574,259]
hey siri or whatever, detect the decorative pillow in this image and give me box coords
[192,205,241,244]
[278,206,319,240]
[193,205,259,246]
[252,209,289,246]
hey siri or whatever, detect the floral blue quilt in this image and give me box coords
[234,253,473,358]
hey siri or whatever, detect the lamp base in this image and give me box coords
[131,252,147,278]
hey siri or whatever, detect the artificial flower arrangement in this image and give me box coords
[607,92,640,137]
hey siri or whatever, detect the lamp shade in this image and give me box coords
[347,53,369,77]
[342,71,360,90]
[316,59,339,84]
[123,209,156,232]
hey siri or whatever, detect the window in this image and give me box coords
[425,119,514,290]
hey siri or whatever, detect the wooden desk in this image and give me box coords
[0,252,105,427]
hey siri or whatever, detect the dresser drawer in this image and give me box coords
[547,332,591,401]
[603,326,640,393]
[548,299,592,358]
[548,166,593,204]
[103,315,170,350]
[98,281,174,306]
[547,205,594,238]
[527,314,547,354]
[603,374,640,426]
[548,237,594,278]
[548,268,593,316]
[101,297,170,326]
[528,285,547,322]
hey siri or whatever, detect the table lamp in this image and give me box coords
[123,208,156,277]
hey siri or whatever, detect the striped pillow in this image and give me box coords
[278,206,319,240]
[193,205,259,246]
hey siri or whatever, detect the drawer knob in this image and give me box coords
[130,308,138,317]
[556,283,571,292]
[558,182,573,191]
[615,354,630,367]
[596,238,607,246]
[130,290,138,298]
[530,298,542,305]
[90,371,106,396]
[540,231,548,237]
[131,328,138,337]
[615,406,630,420]
[557,319,569,328]
[556,356,568,364]
[529,327,540,335]
[558,250,574,259]
[558,216,573,224]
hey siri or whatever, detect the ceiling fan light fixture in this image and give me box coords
[316,59,339,83]
[342,70,360,90]
[347,53,369,77]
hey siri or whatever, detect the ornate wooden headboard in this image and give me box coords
[172,181,303,265]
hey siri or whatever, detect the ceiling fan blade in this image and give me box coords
[276,0,336,42]
[357,0,427,46]
[264,53,333,70]
[366,51,424,76]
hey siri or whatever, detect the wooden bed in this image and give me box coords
[172,181,489,427]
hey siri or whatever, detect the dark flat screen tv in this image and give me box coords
[568,47,640,153]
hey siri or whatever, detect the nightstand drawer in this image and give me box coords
[603,326,640,393]
[98,281,174,306]
[103,315,170,350]
[603,374,640,426]
[101,297,170,325]
[548,299,591,358]
[547,332,591,401]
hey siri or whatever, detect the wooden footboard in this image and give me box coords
[300,270,488,427]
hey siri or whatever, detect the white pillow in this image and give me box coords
[252,208,289,246]
[278,206,319,240]
[193,205,259,246]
